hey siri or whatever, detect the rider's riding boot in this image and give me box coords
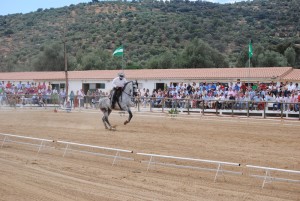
[112,99,115,109]
[112,95,116,109]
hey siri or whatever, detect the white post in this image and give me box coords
[63,144,69,157]
[214,163,224,182]
[1,136,7,148]
[112,151,120,166]
[147,155,153,171]
[37,140,45,153]
[262,170,271,188]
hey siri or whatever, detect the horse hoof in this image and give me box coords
[124,120,129,125]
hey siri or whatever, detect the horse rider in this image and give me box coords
[111,72,127,109]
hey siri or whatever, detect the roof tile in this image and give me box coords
[0,67,299,81]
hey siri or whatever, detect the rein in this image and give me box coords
[122,81,136,97]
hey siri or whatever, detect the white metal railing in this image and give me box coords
[2,133,300,189]
[137,152,241,182]
[246,165,300,188]
[57,140,134,165]
[0,133,134,165]
[0,133,53,153]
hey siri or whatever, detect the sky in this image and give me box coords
[0,0,247,16]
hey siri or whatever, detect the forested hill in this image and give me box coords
[0,0,299,72]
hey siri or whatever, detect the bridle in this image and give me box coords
[122,81,138,97]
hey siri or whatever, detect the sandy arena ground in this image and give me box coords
[0,108,299,201]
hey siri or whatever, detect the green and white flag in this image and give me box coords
[248,40,253,59]
[113,46,124,57]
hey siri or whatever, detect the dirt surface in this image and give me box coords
[0,108,299,201]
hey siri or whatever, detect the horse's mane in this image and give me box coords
[124,81,133,88]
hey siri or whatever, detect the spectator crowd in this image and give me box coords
[1,80,300,112]
[0,81,107,108]
[138,81,300,112]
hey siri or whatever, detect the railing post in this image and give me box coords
[162,97,165,113]
[137,96,140,112]
[231,101,234,117]
[280,102,283,119]
[202,100,205,115]
[298,103,300,120]
[187,98,190,115]
[263,101,266,119]
[150,97,153,112]
[247,100,250,118]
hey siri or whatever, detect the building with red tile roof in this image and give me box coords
[0,67,299,93]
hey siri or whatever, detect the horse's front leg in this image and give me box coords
[101,108,112,129]
[124,109,132,125]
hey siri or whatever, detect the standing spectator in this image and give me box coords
[59,88,66,106]
[273,94,281,111]
[240,82,247,93]
[187,83,192,95]
[52,87,59,105]
[87,89,92,107]
[294,83,299,92]
[295,92,300,111]
[287,82,295,92]
[37,82,43,91]
[6,81,12,89]
[42,81,47,90]
[283,94,291,111]
[290,93,297,111]
[252,82,258,91]
[69,90,75,108]
[25,81,31,90]
[77,89,85,108]
[17,81,23,90]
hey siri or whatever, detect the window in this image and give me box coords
[96,83,105,89]
[89,83,96,89]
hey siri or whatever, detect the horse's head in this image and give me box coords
[123,81,138,97]
[132,80,138,97]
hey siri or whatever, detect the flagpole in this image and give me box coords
[248,40,252,90]
[122,45,124,73]
[248,54,250,89]
[122,50,124,73]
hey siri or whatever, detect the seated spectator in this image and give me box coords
[257,95,266,110]
[228,93,235,109]
[290,93,297,111]
[295,92,300,111]
[251,93,261,110]
[66,101,72,113]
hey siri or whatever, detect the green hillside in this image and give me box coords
[0,0,299,72]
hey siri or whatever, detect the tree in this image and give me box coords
[284,47,296,66]
[33,43,65,71]
[257,50,288,67]
[176,39,228,68]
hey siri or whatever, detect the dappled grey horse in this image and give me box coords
[99,81,138,130]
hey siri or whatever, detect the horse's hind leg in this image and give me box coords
[101,108,111,129]
[106,108,114,129]
[124,109,132,125]
[102,115,109,129]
